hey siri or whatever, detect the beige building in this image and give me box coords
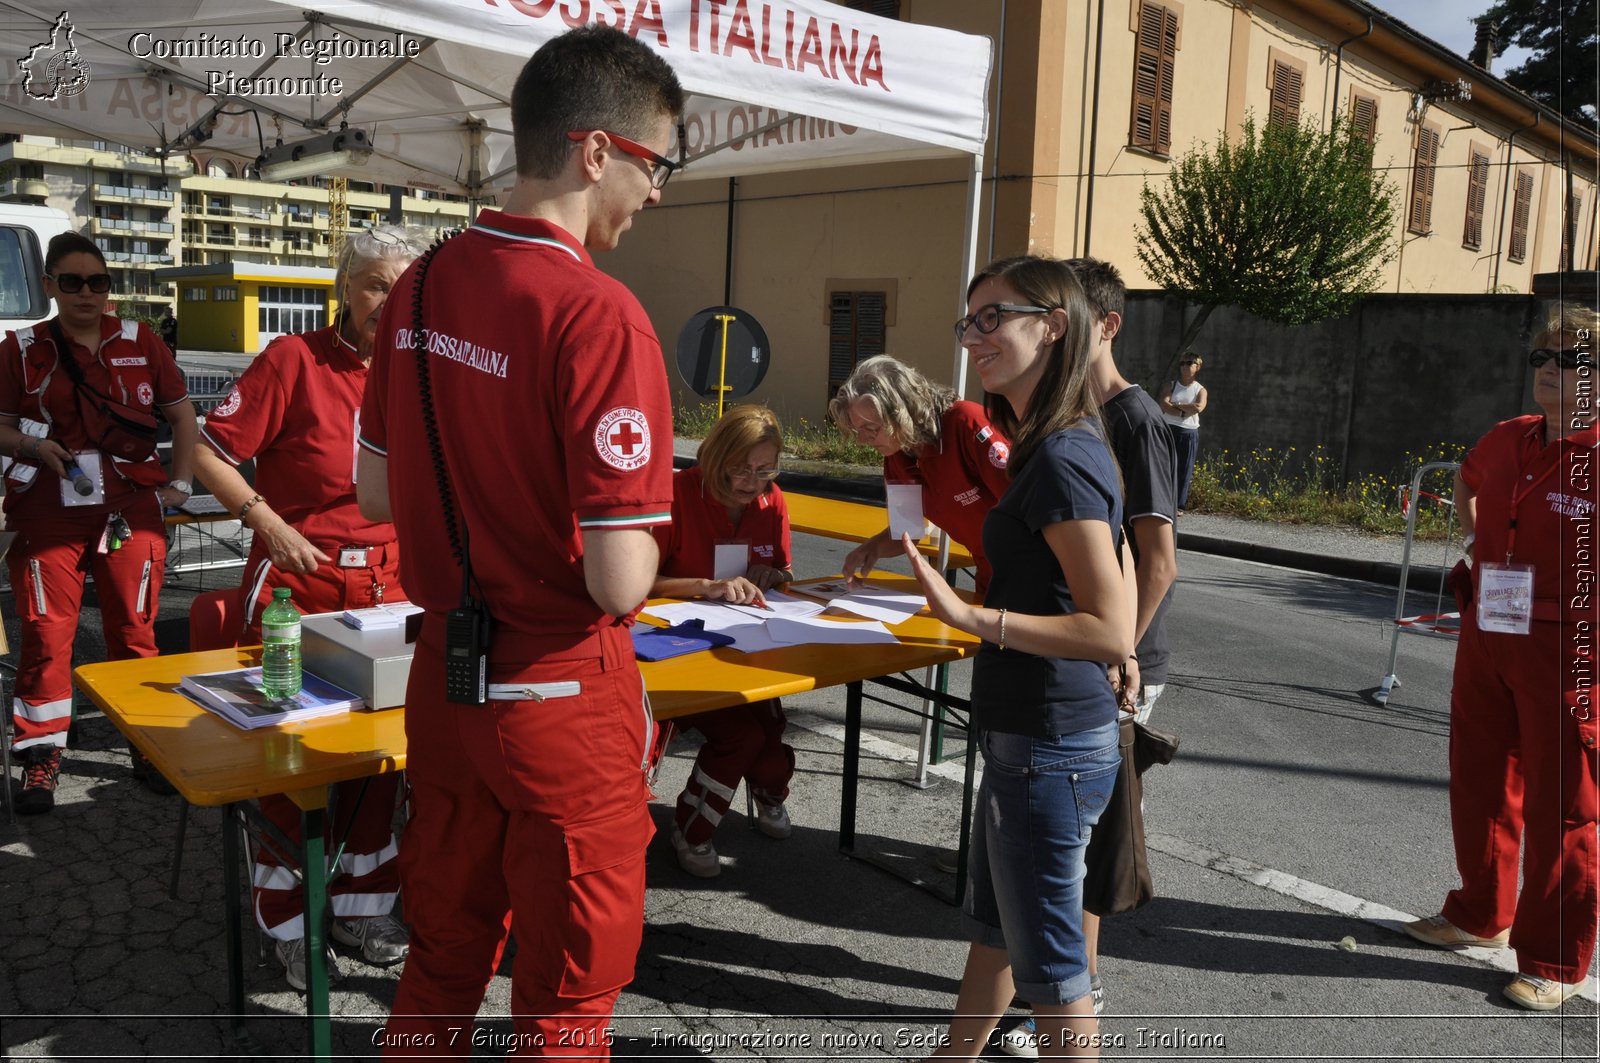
[608,0,1599,423]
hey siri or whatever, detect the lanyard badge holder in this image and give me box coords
[412,239,492,704]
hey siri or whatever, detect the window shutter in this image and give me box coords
[1462,150,1489,250]
[1562,192,1580,269]
[1351,95,1378,145]
[1509,171,1533,263]
[828,291,887,399]
[1130,3,1178,154]
[1408,126,1439,234]
[1269,61,1302,128]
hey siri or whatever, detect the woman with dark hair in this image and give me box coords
[0,231,198,814]
[652,404,796,878]
[829,355,1010,594]
[191,223,429,989]
[903,256,1134,1059]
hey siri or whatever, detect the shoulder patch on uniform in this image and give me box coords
[136,381,153,406]
[594,407,652,471]
[211,385,243,419]
[988,440,1010,469]
[976,425,992,444]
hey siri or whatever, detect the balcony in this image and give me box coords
[103,251,176,266]
[93,184,175,204]
[91,217,176,236]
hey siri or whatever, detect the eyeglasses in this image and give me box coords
[1529,347,1597,370]
[567,130,679,190]
[954,303,1051,340]
[725,464,780,484]
[48,272,113,294]
[360,227,431,256]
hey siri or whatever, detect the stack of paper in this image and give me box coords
[179,667,364,730]
[342,603,424,630]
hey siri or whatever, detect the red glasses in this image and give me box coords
[567,130,679,190]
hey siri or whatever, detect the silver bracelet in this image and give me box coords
[997,608,1007,651]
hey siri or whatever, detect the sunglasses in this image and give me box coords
[1529,348,1597,370]
[567,130,679,190]
[954,303,1051,340]
[48,272,113,294]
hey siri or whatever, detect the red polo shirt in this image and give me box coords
[201,326,394,547]
[654,466,791,579]
[0,315,188,518]
[360,211,673,637]
[1462,413,1600,622]
[883,400,1010,590]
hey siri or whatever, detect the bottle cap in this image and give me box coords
[272,587,293,600]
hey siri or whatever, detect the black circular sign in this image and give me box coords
[675,306,771,400]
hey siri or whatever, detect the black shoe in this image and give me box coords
[17,747,62,815]
[129,748,177,795]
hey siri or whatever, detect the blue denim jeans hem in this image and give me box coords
[960,720,1121,1005]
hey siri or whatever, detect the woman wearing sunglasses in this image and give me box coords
[650,404,795,877]
[189,224,430,989]
[902,256,1135,1059]
[0,232,199,814]
[1404,305,1599,1012]
[829,354,1012,595]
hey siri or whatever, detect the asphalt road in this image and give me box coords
[1,529,1595,1060]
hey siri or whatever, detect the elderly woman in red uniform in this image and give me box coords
[830,355,1010,594]
[653,404,795,877]
[192,224,428,989]
[1405,305,1599,1011]
[0,232,198,814]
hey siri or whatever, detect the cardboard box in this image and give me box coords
[301,613,416,710]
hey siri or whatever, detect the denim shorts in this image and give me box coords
[960,720,1121,1005]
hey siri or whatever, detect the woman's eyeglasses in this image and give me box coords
[954,303,1051,340]
[567,130,680,190]
[360,228,431,255]
[48,272,113,294]
[1529,348,1597,370]
[725,464,780,484]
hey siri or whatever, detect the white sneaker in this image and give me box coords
[998,1018,1037,1059]
[671,826,721,878]
[274,937,342,993]
[331,911,410,965]
[752,797,792,839]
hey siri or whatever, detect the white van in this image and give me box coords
[0,197,75,336]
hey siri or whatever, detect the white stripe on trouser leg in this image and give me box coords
[333,889,399,919]
[29,559,46,614]
[252,864,306,941]
[13,696,72,750]
[680,764,737,832]
[639,690,655,771]
[337,838,398,879]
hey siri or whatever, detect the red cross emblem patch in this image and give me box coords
[595,407,652,471]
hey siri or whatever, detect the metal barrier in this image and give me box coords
[1374,461,1462,705]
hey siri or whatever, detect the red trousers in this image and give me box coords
[383,620,654,1059]
[674,699,794,845]
[1443,614,1599,982]
[240,541,405,938]
[6,501,164,751]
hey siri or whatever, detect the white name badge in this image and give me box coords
[1476,562,1534,635]
[713,542,749,581]
[60,450,105,507]
[887,482,927,541]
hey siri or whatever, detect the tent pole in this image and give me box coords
[912,152,988,790]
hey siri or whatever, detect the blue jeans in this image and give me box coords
[1171,425,1199,509]
[961,720,1121,1005]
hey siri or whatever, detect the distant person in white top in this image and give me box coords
[1160,354,1207,513]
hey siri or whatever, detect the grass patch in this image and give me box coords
[675,402,882,466]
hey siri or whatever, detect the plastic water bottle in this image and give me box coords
[261,587,303,700]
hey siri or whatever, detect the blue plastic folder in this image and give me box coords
[631,618,736,661]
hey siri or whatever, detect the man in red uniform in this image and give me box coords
[1405,307,1599,1011]
[357,25,682,1057]
[193,225,427,989]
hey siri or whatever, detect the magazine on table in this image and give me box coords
[179,667,365,730]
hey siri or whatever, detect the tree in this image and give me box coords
[1135,114,1397,384]
[1479,0,1598,128]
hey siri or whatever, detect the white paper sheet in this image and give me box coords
[713,543,749,581]
[60,451,105,507]
[721,590,826,620]
[789,581,928,625]
[887,482,927,540]
[765,615,899,645]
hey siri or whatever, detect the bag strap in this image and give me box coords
[47,318,116,407]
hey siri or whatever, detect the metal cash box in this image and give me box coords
[301,613,416,710]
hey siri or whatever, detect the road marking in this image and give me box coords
[787,710,1598,1004]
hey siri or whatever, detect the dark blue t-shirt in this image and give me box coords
[974,425,1123,737]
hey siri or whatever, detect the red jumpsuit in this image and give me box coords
[653,466,794,844]
[362,212,672,1058]
[883,401,1010,595]
[0,317,186,752]
[1443,415,1598,984]
[201,326,404,940]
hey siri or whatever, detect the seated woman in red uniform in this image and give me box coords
[1404,304,1599,1011]
[0,232,199,814]
[652,404,795,878]
[192,224,429,990]
[829,355,1010,595]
